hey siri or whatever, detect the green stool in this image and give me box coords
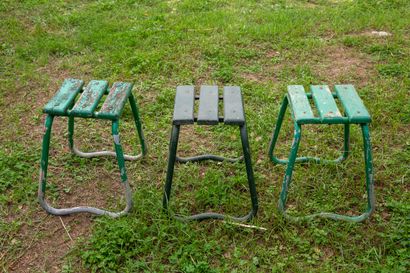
[268,85,375,222]
[38,78,147,217]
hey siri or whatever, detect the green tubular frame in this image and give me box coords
[68,94,147,160]
[269,96,350,164]
[163,124,258,222]
[38,94,147,217]
[268,96,375,222]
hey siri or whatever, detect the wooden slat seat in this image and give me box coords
[287,85,315,124]
[96,82,133,120]
[223,86,245,125]
[311,85,343,122]
[172,86,195,125]
[43,79,84,115]
[197,85,219,125]
[335,85,371,123]
[70,80,108,117]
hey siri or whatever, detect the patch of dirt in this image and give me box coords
[6,160,126,272]
[7,213,92,273]
[312,46,375,86]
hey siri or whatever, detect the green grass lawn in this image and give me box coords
[1,0,409,272]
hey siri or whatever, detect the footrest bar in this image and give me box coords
[279,209,373,223]
[38,182,133,218]
[71,145,143,161]
[170,210,255,222]
[271,154,347,165]
[176,154,243,163]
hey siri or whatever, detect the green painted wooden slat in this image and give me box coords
[96,82,133,120]
[43,79,84,115]
[287,85,314,123]
[335,85,371,123]
[311,85,342,122]
[69,80,108,117]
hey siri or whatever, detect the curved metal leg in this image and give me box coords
[163,125,180,213]
[277,123,375,222]
[163,124,258,222]
[68,94,147,161]
[38,116,132,217]
[268,96,350,165]
[239,124,258,220]
[129,93,148,156]
[277,122,302,216]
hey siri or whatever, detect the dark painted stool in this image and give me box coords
[268,84,375,222]
[163,85,258,222]
[38,79,147,217]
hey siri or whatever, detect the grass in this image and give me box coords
[0,0,409,272]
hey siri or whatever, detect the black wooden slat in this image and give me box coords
[173,85,195,125]
[223,86,245,125]
[197,85,219,125]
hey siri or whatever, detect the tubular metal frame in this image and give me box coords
[163,124,258,222]
[38,94,147,217]
[268,96,375,222]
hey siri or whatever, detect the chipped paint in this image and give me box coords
[39,169,45,183]
[43,79,84,115]
[97,82,132,119]
[70,80,108,117]
[113,134,120,144]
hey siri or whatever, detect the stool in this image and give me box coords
[38,78,147,217]
[268,85,375,222]
[163,85,258,222]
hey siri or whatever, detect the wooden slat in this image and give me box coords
[96,82,133,120]
[311,85,342,121]
[70,80,108,117]
[197,85,219,125]
[43,79,84,115]
[287,85,314,123]
[335,85,371,123]
[223,86,245,125]
[172,85,195,125]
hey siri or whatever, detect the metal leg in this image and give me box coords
[68,111,146,161]
[163,124,258,222]
[111,120,133,215]
[38,116,132,217]
[239,124,258,220]
[268,96,350,165]
[277,123,375,222]
[268,96,289,165]
[277,122,302,216]
[129,93,147,157]
[163,125,180,212]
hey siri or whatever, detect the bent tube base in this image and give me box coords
[38,115,138,217]
[38,181,132,218]
[163,124,258,222]
[276,123,375,222]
